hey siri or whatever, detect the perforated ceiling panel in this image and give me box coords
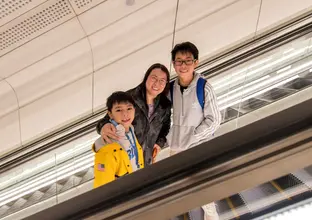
[0,0,46,27]
[0,0,75,56]
[69,0,107,14]
[73,0,92,8]
[0,0,33,20]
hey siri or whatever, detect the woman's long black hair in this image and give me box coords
[141,63,170,96]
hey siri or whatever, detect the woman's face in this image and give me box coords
[145,68,167,97]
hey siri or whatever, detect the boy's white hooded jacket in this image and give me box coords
[167,72,222,152]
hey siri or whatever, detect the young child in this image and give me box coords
[168,42,221,220]
[93,91,144,188]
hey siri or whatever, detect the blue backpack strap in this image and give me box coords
[170,81,175,103]
[196,77,206,110]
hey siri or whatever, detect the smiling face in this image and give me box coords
[108,102,135,131]
[173,51,198,80]
[145,68,168,98]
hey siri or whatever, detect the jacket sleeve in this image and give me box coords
[155,106,171,148]
[96,113,110,135]
[93,151,117,188]
[194,82,221,139]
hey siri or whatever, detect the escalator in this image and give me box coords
[216,168,312,220]
[1,16,312,220]
[23,97,312,220]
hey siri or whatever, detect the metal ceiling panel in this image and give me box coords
[0,0,48,27]
[174,0,261,63]
[19,75,92,144]
[0,79,17,117]
[0,17,86,78]
[175,0,239,30]
[0,80,20,156]
[68,0,107,15]
[0,0,75,57]
[77,0,156,34]
[258,0,312,34]
[0,111,21,156]
[6,38,92,107]
[89,0,176,72]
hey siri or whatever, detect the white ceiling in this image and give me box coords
[1,0,312,156]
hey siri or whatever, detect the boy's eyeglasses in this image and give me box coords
[173,59,196,66]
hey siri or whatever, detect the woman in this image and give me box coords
[96,63,171,166]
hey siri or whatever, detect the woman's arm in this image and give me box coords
[96,113,110,134]
[155,107,171,148]
[96,114,119,142]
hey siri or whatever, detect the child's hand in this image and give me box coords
[101,123,118,143]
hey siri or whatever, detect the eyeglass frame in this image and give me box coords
[149,75,167,86]
[173,59,197,66]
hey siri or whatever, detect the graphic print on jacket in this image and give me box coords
[167,73,221,152]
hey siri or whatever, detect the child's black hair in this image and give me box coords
[106,91,135,112]
[171,41,199,61]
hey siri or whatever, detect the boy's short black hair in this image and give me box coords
[106,91,135,112]
[171,41,199,61]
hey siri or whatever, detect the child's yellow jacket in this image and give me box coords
[93,140,144,188]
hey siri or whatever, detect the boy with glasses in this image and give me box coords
[167,42,221,220]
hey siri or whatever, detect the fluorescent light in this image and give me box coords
[0,136,98,190]
[214,47,307,90]
[251,57,273,68]
[0,153,94,205]
[212,57,270,87]
[0,153,93,200]
[217,75,270,100]
[0,161,93,207]
[283,48,294,54]
[218,59,312,107]
[276,65,291,74]
[219,75,299,110]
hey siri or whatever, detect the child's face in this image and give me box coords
[173,51,198,79]
[145,68,167,97]
[108,102,135,130]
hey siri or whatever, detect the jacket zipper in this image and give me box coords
[181,93,184,116]
[188,211,193,220]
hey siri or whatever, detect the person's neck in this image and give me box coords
[179,74,194,87]
[146,93,156,105]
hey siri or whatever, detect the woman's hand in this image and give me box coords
[152,144,162,163]
[100,123,118,143]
